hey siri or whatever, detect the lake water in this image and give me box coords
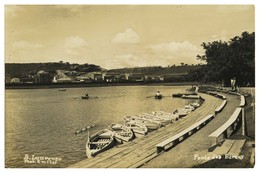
[5,85,191,168]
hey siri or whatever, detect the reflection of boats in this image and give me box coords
[155,95,163,99]
[125,120,148,135]
[58,88,66,91]
[108,123,135,143]
[81,96,89,99]
[86,129,115,158]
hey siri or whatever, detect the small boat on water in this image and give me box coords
[125,120,148,135]
[81,96,89,99]
[155,95,163,99]
[58,88,66,91]
[124,116,162,130]
[86,129,115,158]
[108,123,135,143]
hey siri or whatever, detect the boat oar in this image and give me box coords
[75,124,95,135]
[146,95,154,98]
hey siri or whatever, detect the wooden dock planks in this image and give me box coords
[69,93,223,168]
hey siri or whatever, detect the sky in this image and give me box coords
[5,5,255,69]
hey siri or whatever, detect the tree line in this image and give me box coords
[187,31,255,87]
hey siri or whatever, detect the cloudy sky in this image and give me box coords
[5,5,254,69]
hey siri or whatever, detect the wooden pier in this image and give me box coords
[69,93,223,168]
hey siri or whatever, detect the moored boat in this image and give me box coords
[108,123,135,143]
[86,129,115,158]
[140,113,171,125]
[124,116,162,130]
[151,111,179,122]
[173,108,188,118]
[125,120,148,135]
[190,102,200,109]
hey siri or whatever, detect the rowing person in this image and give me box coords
[156,91,162,97]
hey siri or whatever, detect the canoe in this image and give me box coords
[124,116,162,130]
[108,123,135,143]
[86,129,115,158]
[125,120,148,135]
[81,96,89,99]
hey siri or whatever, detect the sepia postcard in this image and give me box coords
[4,4,255,168]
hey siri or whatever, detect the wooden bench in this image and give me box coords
[215,100,227,113]
[239,95,245,107]
[216,93,226,100]
[207,91,226,100]
[208,108,242,151]
[156,114,215,153]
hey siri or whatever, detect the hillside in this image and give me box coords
[5,62,103,78]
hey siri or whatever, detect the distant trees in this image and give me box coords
[193,31,255,86]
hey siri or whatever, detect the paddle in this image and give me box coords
[75,124,95,135]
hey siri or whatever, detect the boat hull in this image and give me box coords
[109,123,135,143]
[81,96,89,99]
[86,129,115,158]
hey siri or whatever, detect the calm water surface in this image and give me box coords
[5,86,191,168]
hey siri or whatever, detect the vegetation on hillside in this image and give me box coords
[5,62,102,78]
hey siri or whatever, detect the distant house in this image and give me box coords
[104,73,122,82]
[10,78,21,83]
[21,74,34,83]
[56,77,72,83]
[92,72,104,82]
[144,75,164,82]
[5,74,11,83]
[128,73,145,82]
[35,70,51,84]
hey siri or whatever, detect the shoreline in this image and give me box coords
[5,82,200,90]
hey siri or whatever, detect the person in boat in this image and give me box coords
[156,91,162,97]
[85,93,89,97]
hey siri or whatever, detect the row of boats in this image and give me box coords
[85,101,202,158]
